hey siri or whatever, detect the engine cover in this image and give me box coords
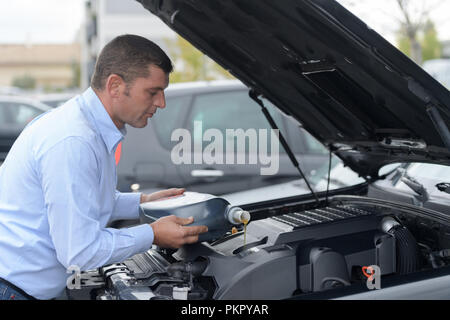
[172,204,396,299]
[69,204,397,300]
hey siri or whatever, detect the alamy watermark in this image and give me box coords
[66,265,81,290]
[362,265,381,290]
[170,121,280,175]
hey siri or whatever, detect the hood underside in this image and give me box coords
[138,0,450,178]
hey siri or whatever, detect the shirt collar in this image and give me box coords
[80,87,126,154]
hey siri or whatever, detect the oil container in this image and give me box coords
[139,192,250,242]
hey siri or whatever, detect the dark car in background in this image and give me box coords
[117,80,330,195]
[0,95,51,163]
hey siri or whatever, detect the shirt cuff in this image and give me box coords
[112,192,142,221]
[126,223,154,254]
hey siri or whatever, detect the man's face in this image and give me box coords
[114,64,169,129]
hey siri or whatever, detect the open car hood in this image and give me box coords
[137,0,450,178]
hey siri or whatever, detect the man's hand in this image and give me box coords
[140,188,185,204]
[150,215,208,248]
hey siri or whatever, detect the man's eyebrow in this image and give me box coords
[148,85,168,91]
[147,84,169,91]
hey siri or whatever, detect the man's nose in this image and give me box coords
[155,91,166,109]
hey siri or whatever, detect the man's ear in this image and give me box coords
[105,74,124,98]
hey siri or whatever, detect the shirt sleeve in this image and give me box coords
[37,137,154,271]
[110,191,142,222]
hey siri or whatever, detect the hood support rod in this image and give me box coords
[249,89,320,206]
[426,104,450,151]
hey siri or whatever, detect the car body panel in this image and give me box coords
[335,274,450,300]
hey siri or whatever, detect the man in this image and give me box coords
[0,35,208,300]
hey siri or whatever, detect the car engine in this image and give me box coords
[67,197,450,300]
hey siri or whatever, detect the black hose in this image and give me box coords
[390,226,420,274]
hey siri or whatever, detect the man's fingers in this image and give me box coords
[175,216,194,225]
[184,235,200,244]
[147,188,186,202]
[175,216,208,234]
[174,188,185,194]
[183,225,208,236]
[163,188,185,197]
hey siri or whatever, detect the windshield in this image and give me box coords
[222,153,365,206]
[395,163,450,199]
[311,156,365,191]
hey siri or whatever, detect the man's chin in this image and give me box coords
[136,122,148,128]
[129,119,148,128]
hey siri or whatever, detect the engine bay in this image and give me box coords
[67,196,450,300]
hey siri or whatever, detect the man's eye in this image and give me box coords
[149,91,157,97]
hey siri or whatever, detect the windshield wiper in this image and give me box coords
[397,168,429,204]
[249,90,320,206]
[436,182,450,195]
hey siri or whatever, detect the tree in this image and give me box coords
[397,19,442,63]
[12,74,36,90]
[421,20,442,62]
[338,0,444,65]
[394,0,443,64]
[70,60,81,89]
[165,35,234,83]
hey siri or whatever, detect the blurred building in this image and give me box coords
[0,43,80,90]
[81,0,177,89]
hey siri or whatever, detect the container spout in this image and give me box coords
[227,207,251,225]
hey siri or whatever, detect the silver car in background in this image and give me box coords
[0,95,51,163]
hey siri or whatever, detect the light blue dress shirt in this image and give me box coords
[0,88,154,299]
